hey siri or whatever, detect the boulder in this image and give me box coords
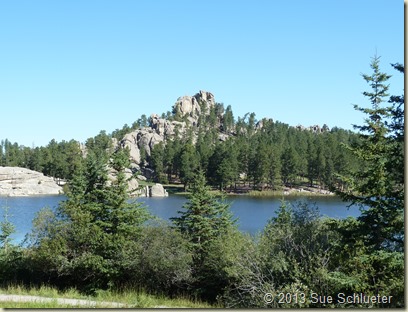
[150,114,167,136]
[121,131,141,164]
[218,133,229,142]
[0,167,63,196]
[309,125,321,133]
[149,183,168,197]
[127,177,139,196]
[174,95,198,117]
[137,175,147,181]
[173,90,214,120]
[138,185,149,197]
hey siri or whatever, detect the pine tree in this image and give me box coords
[52,148,151,290]
[335,56,404,251]
[207,140,238,191]
[222,105,235,133]
[172,170,235,251]
[281,145,300,187]
[179,142,200,191]
[0,203,15,253]
[151,142,167,183]
[171,170,237,301]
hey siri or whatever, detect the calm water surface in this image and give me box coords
[0,195,361,244]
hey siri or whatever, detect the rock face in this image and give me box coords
[150,114,186,137]
[0,167,63,196]
[118,90,217,166]
[173,90,215,120]
[106,167,168,197]
[120,128,165,164]
[295,124,330,133]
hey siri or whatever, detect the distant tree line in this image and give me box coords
[149,113,361,192]
[0,131,114,183]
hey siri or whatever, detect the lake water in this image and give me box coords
[0,195,361,245]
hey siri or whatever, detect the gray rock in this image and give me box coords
[218,133,229,142]
[173,90,214,121]
[149,183,168,197]
[137,175,147,181]
[121,132,141,164]
[130,163,140,172]
[139,185,149,197]
[309,125,321,133]
[106,166,139,196]
[0,167,63,196]
[127,177,139,196]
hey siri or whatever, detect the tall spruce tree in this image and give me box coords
[49,148,151,291]
[335,56,404,251]
[171,170,237,301]
[172,170,236,251]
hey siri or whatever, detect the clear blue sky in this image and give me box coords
[0,0,403,147]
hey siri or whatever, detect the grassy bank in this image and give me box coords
[163,182,334,198]
[0,285,213,308]
[246,189,334,198]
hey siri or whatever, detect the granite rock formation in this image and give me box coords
[0,167,63,196]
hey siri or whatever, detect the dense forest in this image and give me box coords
[0,56,404,307]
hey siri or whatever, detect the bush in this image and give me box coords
[124,223,193,295]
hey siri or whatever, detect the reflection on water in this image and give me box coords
[0,194,360,245]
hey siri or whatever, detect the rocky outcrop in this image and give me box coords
[118,90,217,167]
[173,90,215,120]
[150,114,186,137]
[120,128,164,164]
[113,90,230,186]
[0,167,63,196]
[133,184,168,197]
[105,167,169,197]
[295,124,330,133]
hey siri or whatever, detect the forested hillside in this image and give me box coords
[0,91,361,194]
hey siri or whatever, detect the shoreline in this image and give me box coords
[166,184,335,198]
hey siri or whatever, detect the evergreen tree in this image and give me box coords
[306,136,318,187]
[0,204,15,253]
[40,148,152,291]
[179,143,200,190]
[248,136,270,190]
[268,146,282,190]
[281,146,300,187]
[150,142,167,183]
[222,105,235,133]
[335,56,404,251]
[207,140,238,191]
[171,170,236,301]
[172,170,235,250]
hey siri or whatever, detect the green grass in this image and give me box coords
[137,180,156,187]
[247,189,333,197]
[0,284,213,308]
